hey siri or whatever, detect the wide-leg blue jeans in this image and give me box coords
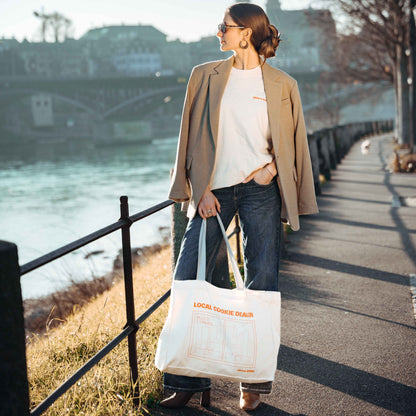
[164,179,282,394]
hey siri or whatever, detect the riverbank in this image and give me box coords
[24,240,168,337]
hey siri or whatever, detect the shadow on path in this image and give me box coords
[278,346,416,416]
[309,214,416,233]
[377,140,416,270]
[285,295,416,330]
[321,193,391,206]
[285,252,409,286]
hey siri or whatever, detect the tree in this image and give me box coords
[33,9,73,43]
[324,0,412,146]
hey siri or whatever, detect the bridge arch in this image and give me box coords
[0,84,187,120]
[102,85,186,119]
[0,89,100,118]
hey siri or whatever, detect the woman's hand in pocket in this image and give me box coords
[243,163,276,185]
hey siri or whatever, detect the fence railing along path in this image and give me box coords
[0,119,393,415]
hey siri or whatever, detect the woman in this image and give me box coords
[161,2,318,411]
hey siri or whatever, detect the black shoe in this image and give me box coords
[159,390,211,408]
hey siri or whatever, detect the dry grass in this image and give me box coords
[390,143,416,173]
[393,151,416,173]
[24,275,114,335]
[26,246,172,415]
[24,244,166,336]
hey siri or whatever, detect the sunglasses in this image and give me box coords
[218,22,245,34]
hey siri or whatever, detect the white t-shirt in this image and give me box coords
[210,65,273,190]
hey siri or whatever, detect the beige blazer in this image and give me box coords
[168,56,318,231]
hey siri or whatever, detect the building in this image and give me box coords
[266,0,336,73]
[81,25,167,77]
[81,24,167,44]
[160,39,192,75]
[17,39,88,78]
[188,36,231,69]
[0,38,26,76]
[112,48,162,76]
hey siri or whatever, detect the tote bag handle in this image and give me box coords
[196,215,245,290]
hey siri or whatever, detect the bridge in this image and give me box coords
[0,74,192,141]
[0,71,387,142]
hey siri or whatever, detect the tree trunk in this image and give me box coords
[395,42,411,145]
[410,0,416,151]
[400,46,411,145]
[394,74,401,141]
[394,45,402,142]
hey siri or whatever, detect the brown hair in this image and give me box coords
[227,2,281,60]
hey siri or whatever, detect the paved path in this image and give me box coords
[152,133,416,416]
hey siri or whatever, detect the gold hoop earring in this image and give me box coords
[239,40,249,49]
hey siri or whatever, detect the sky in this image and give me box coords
[0,0,317,43]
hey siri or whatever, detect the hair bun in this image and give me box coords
[268,24,281,41]
[257,24,280,59]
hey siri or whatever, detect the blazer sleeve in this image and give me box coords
[168,69,196,202]
[291,82,319,215]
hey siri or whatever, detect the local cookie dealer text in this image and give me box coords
[193,302,253,318]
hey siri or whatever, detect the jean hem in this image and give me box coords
[240,387,272,394]
[164,384,211,393]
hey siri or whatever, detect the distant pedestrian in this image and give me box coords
[161,2,318,411]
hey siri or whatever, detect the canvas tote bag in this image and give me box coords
[155,214,281,382]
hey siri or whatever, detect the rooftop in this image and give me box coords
[81,25,167,42]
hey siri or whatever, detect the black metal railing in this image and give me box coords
[18,196,241,415]
[25,197,173,414]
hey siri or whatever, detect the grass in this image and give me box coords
[26,246,172,415]
[26,227,242,415]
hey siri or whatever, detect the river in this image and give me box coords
[0,136,178,299]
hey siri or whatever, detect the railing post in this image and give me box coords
[319,130,332,181]
[0,241,30,416]
[308,133,321,195]
[119,196,140,405]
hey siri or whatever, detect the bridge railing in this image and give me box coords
[0,118,393,415]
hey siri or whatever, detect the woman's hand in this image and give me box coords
[243,162,277,185]
[198,186,221,219]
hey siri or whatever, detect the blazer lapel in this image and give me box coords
[208,56,234,148]
[262,62,283,150]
